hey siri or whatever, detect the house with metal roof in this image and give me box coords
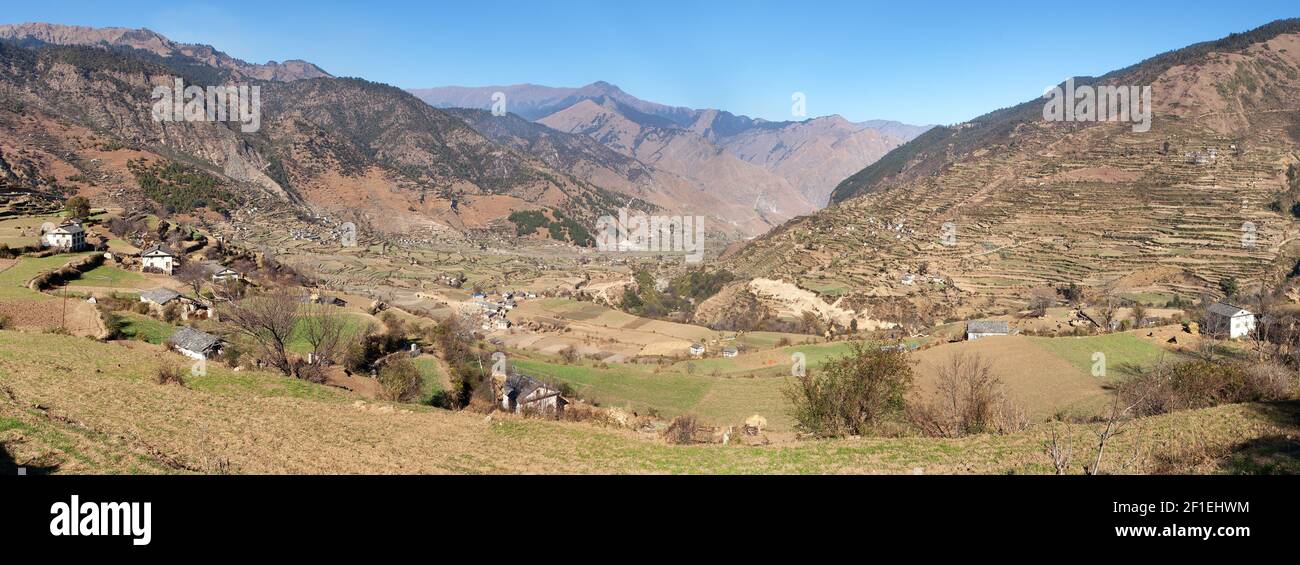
[1203,302,1255,339]
[500,374,567,415]
[41,222,86,251]
[167,326,225,361]
[966,319,1010,341]
[140,287,182,306]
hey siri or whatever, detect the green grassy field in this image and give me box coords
[1029,333,1176,378]
[285,312,373,354]
[513,357,711,418]
[1119,291,1183,307]
[735,331,814,350]
[412,357,447,403]
[115,312,176,344]
[0,215,59,248]
[66,264,150,288]
[0,253,93,300]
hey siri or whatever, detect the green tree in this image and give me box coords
[785,342,914,437]
[378,357,424,403]
[65,196,91,220]
[1219,277,1239,300]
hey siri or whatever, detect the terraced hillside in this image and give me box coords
[725,21,1300,311]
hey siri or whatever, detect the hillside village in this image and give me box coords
[2,19,1300,476]
[1,191,1296,475]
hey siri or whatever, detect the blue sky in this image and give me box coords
[3,1,1298,125]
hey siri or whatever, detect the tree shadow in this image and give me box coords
[1216,402,1300,475]
[1217,435,1300,474]
[0,441,59,475]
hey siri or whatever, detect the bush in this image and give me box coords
[784,342,914,437]
[908,353,1026,437]
[294,358,328,384]
[428,390,455,409]
[100,311,125,340]
[221,344,243,369]
[663,414,699,445]
[155,365,186,386]
[0,313,10,330]
[1118,358,1298,417]
[161,302,181,323]
[559,345,578,364]
[378,357,423,403]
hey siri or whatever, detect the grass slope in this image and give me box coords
[2,330,1295,475]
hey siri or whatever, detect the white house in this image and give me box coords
[167,326,224,361]
[689,343,705,357]
[41,222,86,251]
[1204,302,1256,340]
[721,346,739,358]
[205,263,241,282]
[140,246,177,275]
[966,320,1010,341]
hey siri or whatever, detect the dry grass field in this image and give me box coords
[2,330,1296,474]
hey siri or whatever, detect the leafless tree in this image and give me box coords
[174,261,208,301]
[222,290,301,377]
[1084,397,1142,475]
[1097,296,1119,333]
[1027,294,1052,318]
[910,353,1026,437]
[302,302,346,365]
[1044,420,1074,475]
[1130,301,1148,328]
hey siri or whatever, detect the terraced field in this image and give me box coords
[728,31,1300,322]
[733,118,1297,310]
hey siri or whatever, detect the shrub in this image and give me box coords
[908,353,1027,437]
[100,311,125,340]
[161,302,181,323]
[378,357,423,403]
[428,390,455,410]
[0,313,10,330]
[221,344,243,369]
[1118,358,1298,416]
[155,365,185,386]
[294,358,328,384]
[784,342,914,437]
[663,414,699,445]
[559,345,578,364]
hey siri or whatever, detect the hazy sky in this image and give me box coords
[4,1,1298,124]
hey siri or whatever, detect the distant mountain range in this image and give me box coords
[410,82,930,213]
[0,21,929,242]
[0,23,636,239]
[0,22,332,82]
